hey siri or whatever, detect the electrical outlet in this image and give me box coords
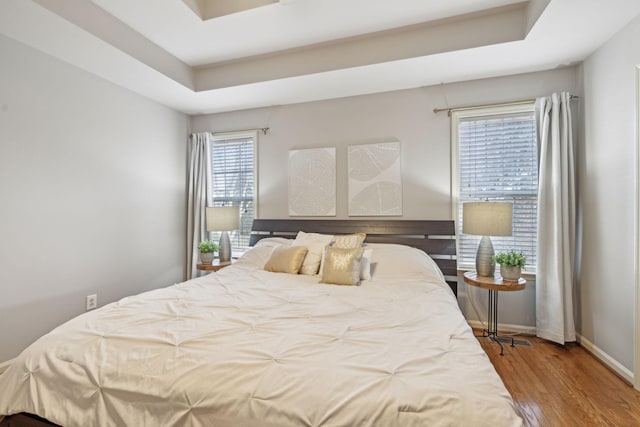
[86,294,97,311]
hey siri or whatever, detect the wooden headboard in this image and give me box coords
[250,219,458,295]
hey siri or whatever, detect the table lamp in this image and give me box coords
[462,202,513,277]
[206,206,240,263]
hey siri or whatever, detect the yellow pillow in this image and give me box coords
[333,233,366,248]
[320,247,364,286]
[264,246,309,274]
[318,233,367,274]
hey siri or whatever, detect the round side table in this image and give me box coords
[463,271,526,355]
[196,260,232,275]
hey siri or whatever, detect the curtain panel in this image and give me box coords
[535,92,577,344]
[186,133,209,279]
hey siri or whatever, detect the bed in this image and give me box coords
[0,220,523,427]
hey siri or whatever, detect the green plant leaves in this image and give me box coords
[198,240,219,253]
[492,250,526,267]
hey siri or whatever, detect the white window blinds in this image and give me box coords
[207,132,257,250]
[453,106,538,273]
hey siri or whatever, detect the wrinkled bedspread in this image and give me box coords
[0,247,522,426]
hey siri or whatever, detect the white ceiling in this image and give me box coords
[1,0,639,115]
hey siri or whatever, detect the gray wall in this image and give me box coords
[0,34,189,361]
[579,14,640,373]
[191,66,578,330]
[2,8,637,378]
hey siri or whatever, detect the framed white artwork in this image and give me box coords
[348,141,402,216]
[288,147,336,216]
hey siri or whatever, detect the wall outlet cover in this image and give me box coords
[86,294,97,311]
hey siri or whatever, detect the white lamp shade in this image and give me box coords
[206,206,240,231]
[462,202,513,236]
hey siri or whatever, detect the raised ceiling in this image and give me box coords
[1,0,639,114]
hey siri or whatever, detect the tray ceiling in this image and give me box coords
[1,0,639,114]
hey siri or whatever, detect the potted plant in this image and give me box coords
[492,251,526,281]
[198,240,219,265]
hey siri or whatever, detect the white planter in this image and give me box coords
[500,265,521,281]
[200,252,215,265]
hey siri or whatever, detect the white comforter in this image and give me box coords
[0,244,523,426]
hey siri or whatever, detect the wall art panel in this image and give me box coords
[348,141,402,216]
[288,147,336,216]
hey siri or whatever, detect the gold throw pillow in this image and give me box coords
[264,246,309,274]
[333,233,367,248]
[320,247,364,286]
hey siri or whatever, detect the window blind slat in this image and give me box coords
[208,135,256,249]
[456,110,538,272]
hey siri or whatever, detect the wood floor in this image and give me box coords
[477,331,640,426]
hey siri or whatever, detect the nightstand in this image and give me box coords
[463,271,526,355]
[197,260,232,274]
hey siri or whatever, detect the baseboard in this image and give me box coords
[467,320,536,335]
[576,334,634,384]
[0,359,15,375]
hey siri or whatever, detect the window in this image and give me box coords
[452,104,538,273]
[207,131,258,251]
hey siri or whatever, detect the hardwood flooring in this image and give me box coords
[477,332,640,426]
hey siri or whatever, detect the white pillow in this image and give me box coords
[366,243,445,282]
[360,249,373,280]
[291,231,335,275]
[234,245,277,269]
[254,237,293,248]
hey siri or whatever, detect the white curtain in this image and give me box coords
[535,92,577,344]
[186,133,209,280]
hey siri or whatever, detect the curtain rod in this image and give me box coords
[433,95,579,116]
[191,127,269,137]
[212,127,269,135]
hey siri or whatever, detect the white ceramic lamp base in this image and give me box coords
[476,235,495,277]
[219,231,232,263]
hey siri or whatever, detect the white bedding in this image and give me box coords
[0,243,523,426]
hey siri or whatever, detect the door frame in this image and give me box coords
[634,65,640,391]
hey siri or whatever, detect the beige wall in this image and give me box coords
[579,14,640,373]
[0,34,189,361]
[191,66,578,329]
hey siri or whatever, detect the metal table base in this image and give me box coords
[480,289,514,356]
